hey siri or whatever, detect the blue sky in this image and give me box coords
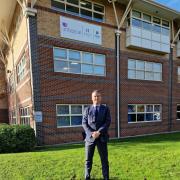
[155,0,180,11]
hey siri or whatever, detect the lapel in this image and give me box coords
[89,105,94,116]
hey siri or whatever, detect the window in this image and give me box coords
[8,74,14,94]
[162,20,169,27]
[51,0,105,22]
[9,110,16,124]
[53,47,106,76]
[128,104,162,123]
[20,107,30,125]
[178,67,180,83]
[131,10,169,28]
[56,104,88,127]
[153,17,161,24]
[128,9,170,53]
[177,105,180,120]
[143,13,151,22]
[17,55,26,83]
[128,59,162,81]
[132,10,141,18]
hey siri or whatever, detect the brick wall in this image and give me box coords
[37,35,116,144]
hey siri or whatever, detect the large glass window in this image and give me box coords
[56,104,88,127]
[53,47,106,76]
[131,9,170,37]
[128,104,162,123]
[128,59,162,81]
[51,0,105,22]
[20,107,30,125]
[17,55,26,83]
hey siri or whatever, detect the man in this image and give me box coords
[82,90,111,180]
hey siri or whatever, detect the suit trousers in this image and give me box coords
[85,139,109,180]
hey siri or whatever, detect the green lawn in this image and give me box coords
[0,133,180,180]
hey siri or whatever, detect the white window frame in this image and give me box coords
[17,55,26,83]
[56,104,89,128]
[19,106,30,125]
[129,9,170,28]
[178,67,180,83]
[8,73,14,94]
[128,59,162,81]
[177,104,180,120]
[51,0,105,22]
[9,110,17,124]
[53,47,106,76]
[128,104,162,123]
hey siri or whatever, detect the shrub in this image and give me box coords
[0,124,36,153]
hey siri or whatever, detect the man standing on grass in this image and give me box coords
[82,90,111,180]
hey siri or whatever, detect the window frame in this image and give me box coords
[17,55,26,83]
[8,73,15,94]
[56,104,89,128]
[51,0,105,22]
[128,59,162,81]
[177,104,180,120]
[177,67,180,83]
[128,104,162,123]
[19,106,30,125]
[130,9,170,29]
[9,110,17,124]
[53,47,106,76]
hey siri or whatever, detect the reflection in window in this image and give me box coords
[51,0,104,22]
[178,67,180,83]
[132,18,142,27]
[56,104,88,127]
[128,59,162,81]
[177,105,180,120]
[153,25,161,33]
[128,104,161,123]
[54,48,106,76]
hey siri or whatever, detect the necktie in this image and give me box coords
[95,106,99,121]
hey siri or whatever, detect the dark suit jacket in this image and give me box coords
[82,104,111,143]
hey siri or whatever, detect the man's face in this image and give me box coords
[92,92,102,105]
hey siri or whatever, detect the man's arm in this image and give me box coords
[82,107,94,137]
[98,106,111,134]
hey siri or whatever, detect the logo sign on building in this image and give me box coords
[60,16,102,45]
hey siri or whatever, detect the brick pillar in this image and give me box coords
[27,12,44,145]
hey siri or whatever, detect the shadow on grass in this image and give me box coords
[34,132,180,152]
[34,143,84,152]
[110,132,180,145]
[91,178,119,180]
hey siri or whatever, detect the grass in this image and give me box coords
[0,133,180,180]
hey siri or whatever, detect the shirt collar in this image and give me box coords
[93,104,100,108]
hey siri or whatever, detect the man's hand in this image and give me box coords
[92,131,100,139]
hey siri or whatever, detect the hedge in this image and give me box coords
[0,124,36,153]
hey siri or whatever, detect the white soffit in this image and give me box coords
[0,0,17,47]
[118,0,180,21]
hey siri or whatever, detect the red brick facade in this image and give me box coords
[4,0,180,145]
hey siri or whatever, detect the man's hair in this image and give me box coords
[92,90,101,95]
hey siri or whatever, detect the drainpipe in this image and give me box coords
[168,44,174,131]
[115,30,121,138]
[109,0,132,138]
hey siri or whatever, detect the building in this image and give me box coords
[0,0,180,145]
